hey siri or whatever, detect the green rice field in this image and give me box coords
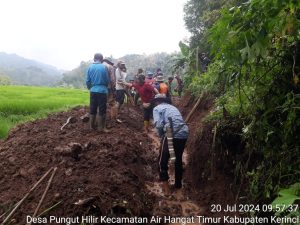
[0,86,89,139]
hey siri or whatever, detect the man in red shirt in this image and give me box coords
[124,74,159,132]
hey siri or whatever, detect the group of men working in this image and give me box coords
[86,53,189,190]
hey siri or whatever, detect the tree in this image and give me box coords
[0,74,11,85]
[183,0,234,50]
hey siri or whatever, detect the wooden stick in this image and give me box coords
[211,124,218,180]
[185,93,204,123]
[1,167,53,225]
[31,167,58,220]
[61,116,73,130]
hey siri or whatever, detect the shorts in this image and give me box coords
[143,103,154,121]
[115,89,126,105]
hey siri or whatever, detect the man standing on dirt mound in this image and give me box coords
[86,53,110,132]
[153,94,189,190]
[111,61,127,123]
[123,74,159,133]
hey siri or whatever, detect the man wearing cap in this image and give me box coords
[154,73,172,103]
[112,60,127,122]
[154,73,169,92]
[86,53,110,132]
[153,94,189,190]
[145,71,154,85]
[123,74,159,132]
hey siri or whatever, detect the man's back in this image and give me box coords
[153,103,188,139]
[86,63,109,93]
[158,82,168,94]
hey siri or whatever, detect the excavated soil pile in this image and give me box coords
[0,106,157,224]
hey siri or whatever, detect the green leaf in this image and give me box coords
[179,41,190,57]
[272,183,300,207]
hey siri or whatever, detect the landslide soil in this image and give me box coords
[0,94,237,225]
[0,106,157,224]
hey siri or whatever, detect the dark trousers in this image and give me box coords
[159,136,187,188]
[90,92,107,115]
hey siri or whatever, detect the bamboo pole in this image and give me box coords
[31,167,58,220]
[211,124,218,180]
[185,93,204,123]
[1,167,53,225]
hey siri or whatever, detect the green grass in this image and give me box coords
[0,86,89,139]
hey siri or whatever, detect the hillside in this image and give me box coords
[0,52,63,86]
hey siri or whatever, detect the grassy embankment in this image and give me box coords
[0,86,89,139]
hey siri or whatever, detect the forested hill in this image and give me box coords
[59,52,179,88]
[0,52,63,86]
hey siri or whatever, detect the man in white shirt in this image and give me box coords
[112,61,127,122]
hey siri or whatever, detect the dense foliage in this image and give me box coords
[181,0,300,213]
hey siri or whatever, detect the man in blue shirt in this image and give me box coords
[86,53,110,132]
[153,94,189,190]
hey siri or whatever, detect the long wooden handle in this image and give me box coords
[185,93,204,123]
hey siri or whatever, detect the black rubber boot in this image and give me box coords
[98,115,110,133]
[89,114,97,130]
[102,114,110,133]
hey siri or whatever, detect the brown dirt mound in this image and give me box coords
[0,106,157,224]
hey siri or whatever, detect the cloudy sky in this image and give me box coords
[0,0,189,70]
